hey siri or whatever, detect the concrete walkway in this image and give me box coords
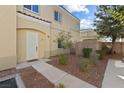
[16,58,124,88]
[16,59,51,70]
[32,62,96,88]
[102,59,124,88]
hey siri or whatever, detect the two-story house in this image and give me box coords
[0,5,80,71]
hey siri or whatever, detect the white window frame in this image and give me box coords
[76,23,80,30]
[24,5,40,14]
[54,11,62,22]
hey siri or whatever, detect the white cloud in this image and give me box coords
[88,16,91,19]
[63,5,89,14]
[80,19,93,29]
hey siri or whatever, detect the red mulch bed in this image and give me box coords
[18,67,54,88]
[47,55,111,88]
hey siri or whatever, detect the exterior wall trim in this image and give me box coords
[17,28,46,35]
[17,11,51,24]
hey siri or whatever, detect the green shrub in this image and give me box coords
[102,45,111,54]
[96,52,100,59]
[57,83,65,88]
[97,50,106,60]
[82,48,92,58]
[90,56,97,65]
[59,54,68,65]
[101,50,106,59]
[79,58,90,72]
[96,45,111,60]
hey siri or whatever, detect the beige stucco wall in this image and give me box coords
[0,5,80,70]
[17,29,26,63]
[17,11,51,63]
[80,30,98,41]
[0,6,16,71]
[40,5,80,56]
[38,32,46,58]
[71,30,80,43]
[17,5,79,32]
[75,39,100,56]
[17,5,80,59]
[17,29,48,63]
[50,29,71,56]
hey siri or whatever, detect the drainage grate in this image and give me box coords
[0,78,17,88]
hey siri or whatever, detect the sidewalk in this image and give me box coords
[32,62,96,88]
[102,59,124,88]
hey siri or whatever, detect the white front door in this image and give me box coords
[26,31,38,60]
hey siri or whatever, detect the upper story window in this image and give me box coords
[54,11,62,22]
[24,5,39,13]
[76,23,80,30]
[58,40,63,48]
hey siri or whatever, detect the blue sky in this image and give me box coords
[62,5,97,29]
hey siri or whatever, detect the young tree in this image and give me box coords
[55,31,72,65]
[94,5,124,53]
[56,31,72,49]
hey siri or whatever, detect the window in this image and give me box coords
[59,13,62,22]
[32,5,39,13]
[24,5,39,13]
[58,40,63,48]
[54,11,58,21]
[24,5,31,10]
[76,23,80,30]
[54,11,62,22]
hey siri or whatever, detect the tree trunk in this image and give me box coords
[111,37,116,54]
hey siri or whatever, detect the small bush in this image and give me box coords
[90,56,97,65]
[96,49,106,60]
[79,58,90,72]
[96,45,111,60]
[57,83,65,88]
[59,54,68,65]
[100,50,106,59]
[96,50,100,59]
[82,48,92,58]
[102,44,111,54]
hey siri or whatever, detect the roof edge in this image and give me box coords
[58,6,80,21]
[17,11,51,23]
